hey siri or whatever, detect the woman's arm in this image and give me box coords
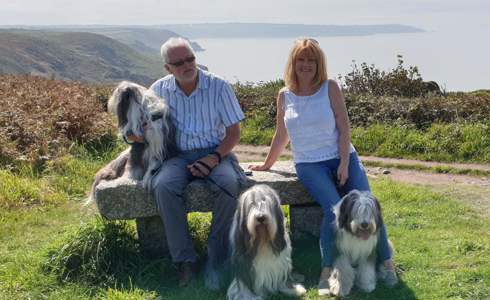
[249,89,290,171]
[329,80,351,186]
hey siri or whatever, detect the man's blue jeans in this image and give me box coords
[295,152,392,268]
[151,147,245,270]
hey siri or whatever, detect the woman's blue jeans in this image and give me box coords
[295,152,392,268]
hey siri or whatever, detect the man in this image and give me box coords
[135,37,245,289]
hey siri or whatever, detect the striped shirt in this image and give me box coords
[149,69,245,151]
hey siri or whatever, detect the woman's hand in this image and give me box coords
[337,161,349,187]
[248,164,271,171]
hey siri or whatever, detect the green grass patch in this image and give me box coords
[1,142,127,211]
[1,177,489,299]
[0,169,67,209]
[352,122,490,163]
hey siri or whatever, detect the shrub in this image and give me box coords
[235,79,282,130]
[0,75,117,170]
[43,218,141,285]
[339,55,441,97]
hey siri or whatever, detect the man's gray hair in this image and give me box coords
[160,37,195,64]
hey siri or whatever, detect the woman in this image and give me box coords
[249,38,398,294]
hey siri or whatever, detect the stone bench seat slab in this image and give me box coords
[95,161,316,220]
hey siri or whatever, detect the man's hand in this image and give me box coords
[187,154,220,177]
[126,124,148,143]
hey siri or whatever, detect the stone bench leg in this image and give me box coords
[289,204,323,239]
[136,216,168,258]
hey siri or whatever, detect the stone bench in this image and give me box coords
[94,161,322,258]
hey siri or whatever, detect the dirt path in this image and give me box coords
[234,145,490,217]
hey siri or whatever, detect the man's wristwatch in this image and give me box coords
[210,151,222,163]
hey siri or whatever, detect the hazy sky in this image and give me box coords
[1,0,489,31]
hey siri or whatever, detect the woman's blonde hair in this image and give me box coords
[284,38,328,93]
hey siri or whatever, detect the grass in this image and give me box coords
[1,172,489,299]
[1,137,489,299]
[351,122,490,164]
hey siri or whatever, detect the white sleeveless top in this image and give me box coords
[283,81,355,163]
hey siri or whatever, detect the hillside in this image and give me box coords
[0,30,166,85]
[43,26,204,55]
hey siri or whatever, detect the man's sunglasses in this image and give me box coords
[167,56,196,67]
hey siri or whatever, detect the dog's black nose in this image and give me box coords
[256,215,266,223]
[361,222,369,229]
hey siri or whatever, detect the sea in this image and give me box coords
[194,25,490,92]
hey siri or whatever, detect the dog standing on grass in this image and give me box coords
[89,81,177,201]
[328,190,395,297]
[227,184,306,300]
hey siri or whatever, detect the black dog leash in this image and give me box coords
[205,176,236,199]
[190,160,237,199]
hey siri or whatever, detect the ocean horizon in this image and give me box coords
[194,26,489,92]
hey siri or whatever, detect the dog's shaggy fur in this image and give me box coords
[327,190,392,296]
[227,185,306,300]
[89,81,177,200]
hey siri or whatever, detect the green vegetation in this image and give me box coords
[236,58,490,163]
[352,122,490,163]
[1,60,489,299]
[2,173,489,299]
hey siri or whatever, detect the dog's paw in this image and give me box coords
[204,264,223,291]
[383,270,399,287]
[328,269,352,297]
[97,169,117,180]
[281,282,306,296]
[358,281,376,293]
[328,270,341,295]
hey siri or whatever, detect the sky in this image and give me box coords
[1,0,489,31]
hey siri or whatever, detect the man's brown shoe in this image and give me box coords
[178,261,200,287]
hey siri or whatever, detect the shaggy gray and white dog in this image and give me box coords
[328,190,392,297]
[227,184,306,300]
[89,81,177,200]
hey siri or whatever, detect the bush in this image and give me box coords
[0,75,117,170]
[240,114,275,145]
[235,79,282,130]
[43,218,141,285]
[339,55,441,97]
[345,92,490,128]
[232,63,490,132]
